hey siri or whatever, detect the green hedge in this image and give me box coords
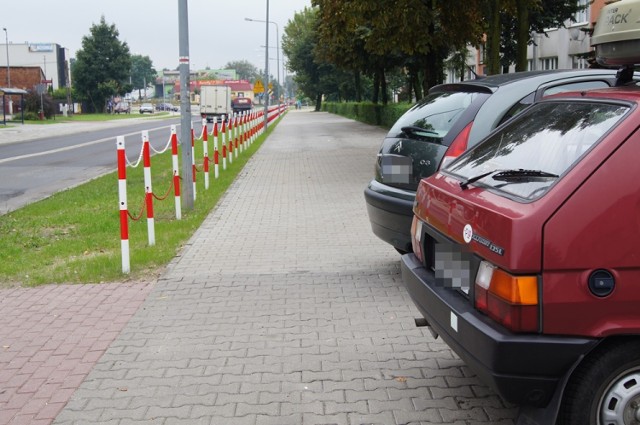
[322,102,413,129]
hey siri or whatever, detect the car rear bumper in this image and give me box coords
[364,180,415,252]
[400,253,598,407]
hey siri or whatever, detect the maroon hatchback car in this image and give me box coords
[402,86,640,423]
[401,2,640,423]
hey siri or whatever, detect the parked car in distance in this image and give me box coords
[156,102,178,112]
[364,69,638,254]
[114,102,131,114]
[139,103,154,114]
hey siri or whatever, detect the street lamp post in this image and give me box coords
[244,14,280,105]
[2,27,9,87]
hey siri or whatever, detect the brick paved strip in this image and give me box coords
[0,282,153,425]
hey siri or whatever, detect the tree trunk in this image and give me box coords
[315,93,322,111]
[380,68,388,105]
[485,0,502,75]
[372,71,380,104]
[407,65,421,101]
[515,0,530,72]
[354,71,362,102]
[423,50,444,94]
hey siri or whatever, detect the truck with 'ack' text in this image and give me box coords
[200,85,232,122]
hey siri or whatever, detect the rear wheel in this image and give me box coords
[558,339,640,425]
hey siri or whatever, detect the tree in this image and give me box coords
[130,54,156,101]
[223,60,260,81]
[24,90,55,119]
[283,7,341,110]
[72,16,132,112]
[313,0,485,100]
[482,0,586,73]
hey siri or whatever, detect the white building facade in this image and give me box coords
[0,42,70,90]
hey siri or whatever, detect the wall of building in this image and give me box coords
[0,67,44,91]
[0,43,69,90]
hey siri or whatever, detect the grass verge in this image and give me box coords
[0,115,283,288]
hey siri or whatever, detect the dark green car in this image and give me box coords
[364,69,635,254]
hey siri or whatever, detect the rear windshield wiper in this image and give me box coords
[460,169,559,190]
[401,126,441,140]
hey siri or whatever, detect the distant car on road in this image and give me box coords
[139,103,154,114]
[232,97,253,115]
[114,102,131,114]
[156,102,178,112]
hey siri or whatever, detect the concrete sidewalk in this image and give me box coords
[1,110,518,425]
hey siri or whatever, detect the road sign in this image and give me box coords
[268,82,273,90]
[253,80,264,94]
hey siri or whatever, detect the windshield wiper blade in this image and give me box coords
[492,169,559,181]
[460,170,500,189]
[460,169,558,190]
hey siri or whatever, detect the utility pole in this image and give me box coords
[178,0,194,210]
[263,0,269,131]
[2,28,10,87]
[244,18,279,105]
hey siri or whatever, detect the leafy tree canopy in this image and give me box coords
[283,7,348,109]
[312,0,485,99]
[130,54,157,97]
[223,60,261,81]
[72,16,132,112]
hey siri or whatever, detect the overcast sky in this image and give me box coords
[3,0,311,74]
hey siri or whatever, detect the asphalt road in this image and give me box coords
[0,115,208,215]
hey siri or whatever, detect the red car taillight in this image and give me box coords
[439,121,473,169]
[475,261,539,333]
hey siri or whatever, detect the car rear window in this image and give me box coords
[445,100,629,201]
[389,91,487,140]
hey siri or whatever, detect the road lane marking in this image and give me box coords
[0,123,182,165]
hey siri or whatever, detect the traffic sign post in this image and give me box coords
[253,80,265,96]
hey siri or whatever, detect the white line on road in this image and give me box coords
[0,123,180,165]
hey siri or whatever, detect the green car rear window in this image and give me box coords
[389,91,485,139]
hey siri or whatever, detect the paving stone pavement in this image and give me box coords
[2,110,519,424]
[0,283,153,425]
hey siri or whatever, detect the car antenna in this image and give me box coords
[468,66,484,80]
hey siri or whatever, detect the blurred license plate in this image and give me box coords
[382,155,412,184]
[434,244,472,295]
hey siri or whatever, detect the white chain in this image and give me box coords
[150,136,173,155]
[125,141,144,168]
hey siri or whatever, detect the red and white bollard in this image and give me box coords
[213,121,220,178]
[250,111,256,144]
[240,112,246,152]
[116,136,130,274]
[202,118,210,190]
[228,116,234,164]
[191,122,196,201]
[221,118,228,170]
[170,125,182,220]
[234,114,239,158]
[142,131,155,247]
